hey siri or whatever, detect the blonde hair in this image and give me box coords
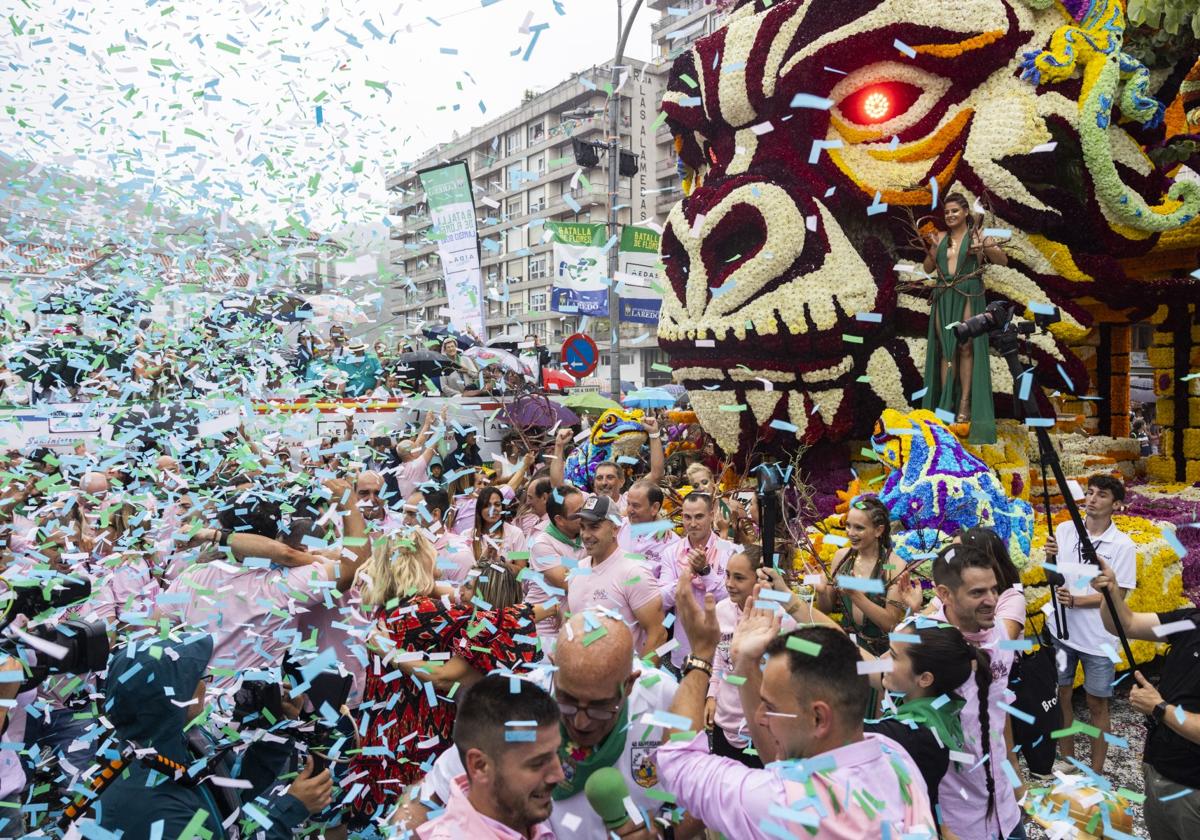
[686,463,714,485]
[359,529,437,609]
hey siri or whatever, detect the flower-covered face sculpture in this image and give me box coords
[658,0,1200,460]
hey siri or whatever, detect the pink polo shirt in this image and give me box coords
[517,511,549,537]
[526,528,586,650]
[395,454,432,501]
[565,545,660,652]
[617,519,680,579]
[418,774,556,840]
[658,532,740,668]
[929,603,1021,840]
[161,559,336,689]
[656,731,935,839]
[709,598,796,748]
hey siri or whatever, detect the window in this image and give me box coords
[529,290,548,311]
[529,257,548,282]
[508,301,525,317]
[528,187,546,214]
[505,130,522,156]
[531,153,546,175]
[488,325,504,339]
[505,196,523,219]
[527,320,548,340]
[488,299,503,317]
[527,121,545,145]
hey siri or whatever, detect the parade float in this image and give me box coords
[655,0,1200,667]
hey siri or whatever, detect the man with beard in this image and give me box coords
[399,612,679,839]
[929,542,1021,840]
[416,675,562,839]
[356,470,403,533]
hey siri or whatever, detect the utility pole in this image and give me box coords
[607,0,643,399]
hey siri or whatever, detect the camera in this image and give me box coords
[232,658,353,773]
[0,576,111,689]
[953,301,1036,345]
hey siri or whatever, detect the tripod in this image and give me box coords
[991,327,1136,668]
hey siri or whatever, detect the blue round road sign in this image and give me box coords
[561,332,599,378]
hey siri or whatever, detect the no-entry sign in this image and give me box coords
[561,332,599,378]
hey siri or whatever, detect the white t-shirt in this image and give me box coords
[420,664,679,839]
[1048,519,1137,657]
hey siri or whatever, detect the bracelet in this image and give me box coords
[218,530,232,548]
[648,433,661,440]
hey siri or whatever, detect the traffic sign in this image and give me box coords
[561,333,599,378]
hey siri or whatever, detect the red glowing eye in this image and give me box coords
[839,82,923,125]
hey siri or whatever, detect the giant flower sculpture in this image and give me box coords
[657,0,1200,464]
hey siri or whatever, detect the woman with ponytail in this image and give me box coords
[919,192,1006,444]
[871,624,995,836]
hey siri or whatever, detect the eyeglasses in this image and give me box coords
[556,685,625,722]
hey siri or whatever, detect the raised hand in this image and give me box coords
[730,585,782,668]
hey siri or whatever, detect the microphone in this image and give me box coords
[584,766,635,831]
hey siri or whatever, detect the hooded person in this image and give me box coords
[90,633,331,838]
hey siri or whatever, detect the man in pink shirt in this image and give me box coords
[655,572,937,840]
[657,493,739,671]
[566,496,667,659]
[928,542,1021,840]
[617,480,680,580]
[526,486,586,652]
[356,470,404,534]
[549,417,665,517]
[418,674,562,840]
[160,478,372,691]
[517,477,552,536]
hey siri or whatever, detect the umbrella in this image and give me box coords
[660,383,686,397]
[389,350,453,384]
[305,293,368,325]
[216,290,312,323]
[557,392,621,413]
[463,346,532,378]
[34,279,149,318]
[501,396,579,429]
[420,326,478,350]
[542,367,575,392]
[624,387,678,409]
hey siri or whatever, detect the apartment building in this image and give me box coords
[386,2,725,388]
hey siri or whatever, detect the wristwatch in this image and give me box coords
[1153,701,1169,724]
[682,655,713,679]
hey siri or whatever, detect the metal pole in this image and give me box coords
[608,0,643,399]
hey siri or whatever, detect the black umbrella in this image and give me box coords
[34,279,149,318]
[420,325,478,350]
[390,350,453,384]
[216,290,313,324]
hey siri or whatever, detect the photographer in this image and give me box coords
[92,633,331,838]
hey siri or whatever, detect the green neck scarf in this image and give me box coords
[553,701,628,800]
[545,522,581,549]
[892,695,966,753]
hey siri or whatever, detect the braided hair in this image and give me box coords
[907,623,996,820]
[850,495,893,556]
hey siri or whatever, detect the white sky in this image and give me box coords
[1,0,657,237]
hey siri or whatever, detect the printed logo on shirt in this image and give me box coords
[630,739,662,788]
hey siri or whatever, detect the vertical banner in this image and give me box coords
[418,162,486,336]
[616,225,662,324]
[548,221,609,317]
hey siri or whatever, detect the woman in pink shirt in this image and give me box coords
[465,486,527,570]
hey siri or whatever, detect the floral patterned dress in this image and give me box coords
[348,595,537,819]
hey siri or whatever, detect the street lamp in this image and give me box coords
[563,0,644,398]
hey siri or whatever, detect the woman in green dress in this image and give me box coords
[920,193,1006,445]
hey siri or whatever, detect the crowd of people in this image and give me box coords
[1,310,557,406]
[0,393,1198,839]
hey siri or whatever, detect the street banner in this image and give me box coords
[616,225,662,324]
[548,222,609,318]
[418,162,486,336]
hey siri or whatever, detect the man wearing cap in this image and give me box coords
[567,495,667,659]
[333,339,382,397]
[391,408,444,502]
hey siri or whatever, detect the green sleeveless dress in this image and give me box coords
[920,230,996,445]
